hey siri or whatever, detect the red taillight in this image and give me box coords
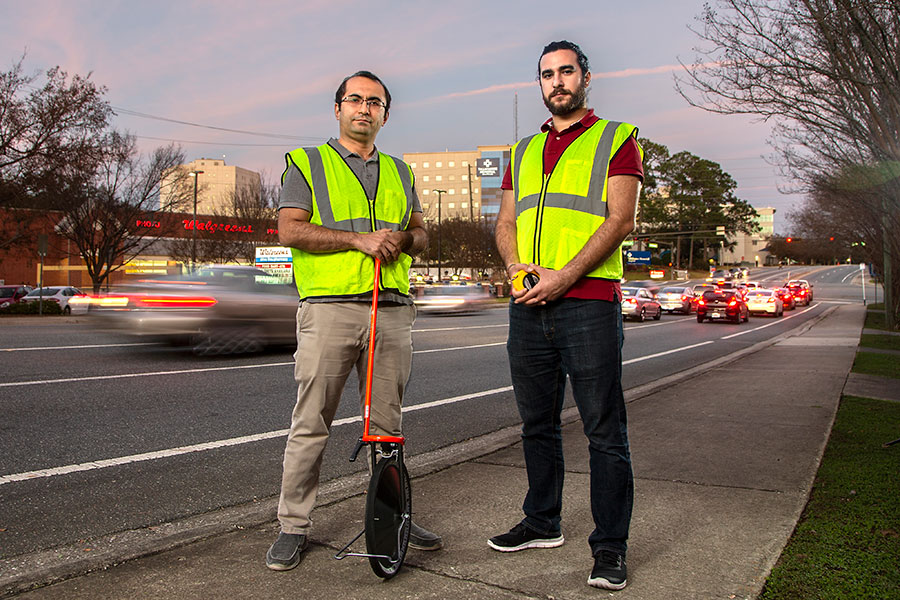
[698,299,706,306]
[137,296,217,308]
[626,298,638,304]
[728,298,738,307]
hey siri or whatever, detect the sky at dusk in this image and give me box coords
[3,0,802,232]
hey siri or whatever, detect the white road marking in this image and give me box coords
[0,341,510,388]
[414,323,508,333]
[0,362,295,389]
[720,303,819,339]
[0,386,514,485]
[623,341,713,364]
[415,342,506,354]
[627,316,694,328]
[0,342,157,352]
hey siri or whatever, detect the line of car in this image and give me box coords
[621,279,814,325]
[0,284,90,314]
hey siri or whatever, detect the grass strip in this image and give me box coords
[852,352,900,379]
[864,305,888,332]
[759,396,900,600]
[858,333,900,352]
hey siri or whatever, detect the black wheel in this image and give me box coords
[63,306,71,315]
[697,314,704,323]
[653,307,661,320]
[365,453,411,579]
[637,308,645,322]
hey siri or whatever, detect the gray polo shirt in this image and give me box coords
[278,138,421,305]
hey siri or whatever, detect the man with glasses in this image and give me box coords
[491,41,643,590]
[267,70,441,571]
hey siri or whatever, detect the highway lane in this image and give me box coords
[0,265,867,559]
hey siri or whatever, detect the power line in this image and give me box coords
[134,135,294,147]
[111,106,323,142]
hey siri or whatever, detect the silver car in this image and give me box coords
[621,287,662,322]
[86,266,299,355]
[656,286,695,314]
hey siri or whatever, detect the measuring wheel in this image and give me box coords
[365,445,411,579]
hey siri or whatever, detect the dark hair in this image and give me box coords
[334,70,392,111]
[537,40,590,78]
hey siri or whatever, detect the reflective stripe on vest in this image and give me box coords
[283,144,415,299]
[511,120,640,280]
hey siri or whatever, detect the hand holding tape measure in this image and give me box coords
[511,269,540,292]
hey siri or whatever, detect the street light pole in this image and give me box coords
[189,170,204,273]
[433,189,446,281]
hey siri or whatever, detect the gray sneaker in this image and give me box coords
[409,521,442,550]
[265,532,308,571]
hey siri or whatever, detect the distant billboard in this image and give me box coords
[476,158,501,178]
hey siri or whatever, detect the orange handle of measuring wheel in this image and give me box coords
[362,258,405,445]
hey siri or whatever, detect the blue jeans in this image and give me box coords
[507,298,633,555]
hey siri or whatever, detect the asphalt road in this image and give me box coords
[0,265,867,560]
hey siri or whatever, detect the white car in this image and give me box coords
[744,289,784,317]
[20,286,89,315]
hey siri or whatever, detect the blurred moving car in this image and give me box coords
[656,285,695,314]
[20,286,88,315]
[414,284,493,314]
[621,287,662,322]
[774,287,796,310]
[0,284,33,309]
[706,269,733,282]
[696,289,749,323]
[744,289,784,317]
[86,266,299,355]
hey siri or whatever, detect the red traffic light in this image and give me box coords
[786,237,793,243]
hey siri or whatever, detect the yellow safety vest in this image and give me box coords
[511,119,641,280]
[283,144,415,299]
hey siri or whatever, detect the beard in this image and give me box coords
[542,83,588,116]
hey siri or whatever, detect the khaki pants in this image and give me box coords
[277,301,415,534]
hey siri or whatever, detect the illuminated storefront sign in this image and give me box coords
[124,259,171,275]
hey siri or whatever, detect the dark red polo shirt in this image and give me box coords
[501,109,644,301]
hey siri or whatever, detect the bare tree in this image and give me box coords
[676,0,900,326]
[0,55,111,255]
[53,132,191,292]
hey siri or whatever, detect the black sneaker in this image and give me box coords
[409,521,443,551]
[265,532,308,571]
[487,522,564,552]
[588,550,627,590]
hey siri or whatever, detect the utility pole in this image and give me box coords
[467,164,475,221]
[189,170,204,273]
[514,92,518,143]
[434,189,447,281]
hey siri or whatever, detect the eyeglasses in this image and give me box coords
[340,95,387,111]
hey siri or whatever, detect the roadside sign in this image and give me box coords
[649,269,665,279]
[859,262,865,271]
[625,250,651,265]
[37,234,48,257]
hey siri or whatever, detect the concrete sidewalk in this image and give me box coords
[6,304,868,599]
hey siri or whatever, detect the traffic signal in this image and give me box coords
[786,237,793,243]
